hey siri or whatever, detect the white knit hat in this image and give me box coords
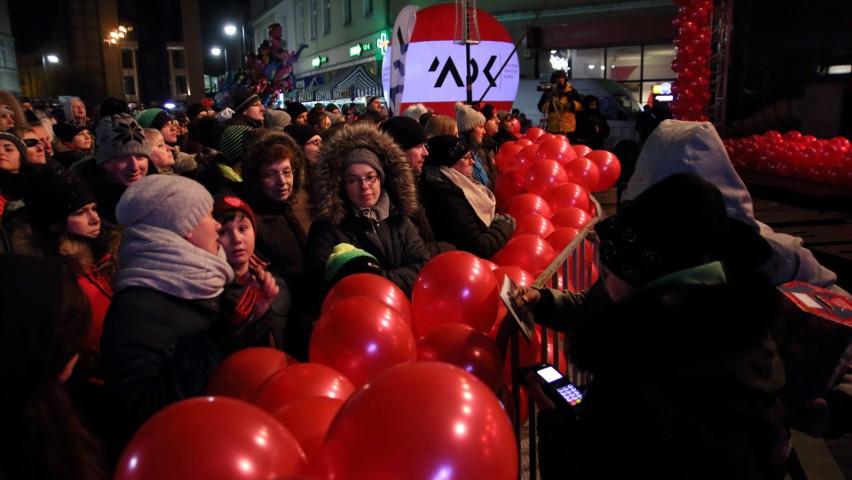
[454,101,485,133]
[116,175,213,237]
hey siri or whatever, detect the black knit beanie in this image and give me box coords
[380,116,428,151]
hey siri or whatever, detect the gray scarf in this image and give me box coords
[113,224,235,299]
[352,190,391,223]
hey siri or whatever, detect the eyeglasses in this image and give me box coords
[260,169,294,180]
[23,139,40,148]
[306,138,323,147]
[459,152,475,163]
[345,173,379,187]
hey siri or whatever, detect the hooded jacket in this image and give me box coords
[306,124,429,298]
[622,119,845,295]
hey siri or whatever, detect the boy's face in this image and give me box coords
[217,215,255,274]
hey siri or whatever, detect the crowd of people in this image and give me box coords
[0,72,849,479]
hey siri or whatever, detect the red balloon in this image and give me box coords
[496,144,523,170]
[315,362,517,480]
[207,347,290,400]
[546,227,580,253]
[492,265,537,288]
[411,251,500,335]
[524,158,569,196]
[272,396,345,466]
[321,273,411,326]
[501,325,542,386]
[500,384,530,426]
[492,234,556,278]
[551,207,592,230]
[544,182,590,213]
[114,397,308,479]
[509,144,540,175]
[572,144,593,158]
[535,132,558,144]
[416,323,504,392]
[251,362,356,414]
[309,296,416,387]
[493,169,526,209]
[512,119,521,136]
[524,126,545,142]
[506,193,553,221]
[564,157,601,192]
[513,213,555,238]
[584,150,622,192]
[536,137,577,165]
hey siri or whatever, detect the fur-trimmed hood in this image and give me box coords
[311,123,418,225]
[242,128,305,202]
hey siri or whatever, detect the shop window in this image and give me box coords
[572,48,605,80]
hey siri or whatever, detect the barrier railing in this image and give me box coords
[506,196,603,480]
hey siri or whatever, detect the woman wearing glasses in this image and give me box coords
[305,123,429,299]
[418,135,515,260]
[241,129,313,360]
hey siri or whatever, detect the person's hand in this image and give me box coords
[250,270,280,317]
[513,285,541,309]
[525,369,558,411]
[501,213,516,230]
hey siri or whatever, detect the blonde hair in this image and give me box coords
[424,114,457,138]
[143,128,164,144]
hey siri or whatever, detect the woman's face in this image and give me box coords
[149,134,175,170]
[160,121,179,144]
[71,130,92,151]
[259,157,294,202]
[71,100,86,121]
[65,203,101,238]
[102,154,149,186]
[303,135,322,165]
[471,124,485,144]
[343,163,381,209]
[22,132,46,165]
[451,152,475,178]
[484,115,499,136]
[0,139,21,173]
[319,114,331,131]
[185,210,222,256]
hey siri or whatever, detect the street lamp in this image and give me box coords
[211,47,228,75]
[224,24,246,66]
[41,54,59,99]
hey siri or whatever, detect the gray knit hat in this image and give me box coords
[454,101,485,133]
[116,175,213,237]
[264,109,291,130]
[0,131,27,163]
[95,113,151,165]
[340,148,384,180]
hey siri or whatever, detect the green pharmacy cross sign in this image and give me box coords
[311,56,328,68]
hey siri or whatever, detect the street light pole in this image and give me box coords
[224,24,244,68]
[41,54,59,99]
[211,47,228,75]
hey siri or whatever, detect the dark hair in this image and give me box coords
[255,142,302,173]
[307,109,328,129]
[216,209,251,227]
[550,70,568,82]
[0,256,105,479]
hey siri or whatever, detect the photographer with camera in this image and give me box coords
[537,70,583,143]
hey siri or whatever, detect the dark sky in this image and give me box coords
[9,0,250,55]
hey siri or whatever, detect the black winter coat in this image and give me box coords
[419,165,513,259]
[306,210,429,298]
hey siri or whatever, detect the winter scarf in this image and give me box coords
[352,190,391,223]
[112,224,234,299]
[440,166,496,227]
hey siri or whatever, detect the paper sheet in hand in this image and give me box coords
[499,275,535,343]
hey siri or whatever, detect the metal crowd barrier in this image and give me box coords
[507,197,604,480]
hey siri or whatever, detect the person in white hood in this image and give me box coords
[623,119,848,296]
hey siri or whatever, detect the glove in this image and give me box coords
[501,213,516,231]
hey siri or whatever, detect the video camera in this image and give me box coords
[536,82,554,92]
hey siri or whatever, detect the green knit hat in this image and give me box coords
[219,125,253,163]
[325,243,380,284]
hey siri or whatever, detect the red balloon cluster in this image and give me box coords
[207,347,290,399]
[114,397,308,479]
[411,251,500,336]
[670,0,713,121]
[416,323,504,392]
[315,362,518,480]
[724,131,852,187]
[309,295,416,387]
